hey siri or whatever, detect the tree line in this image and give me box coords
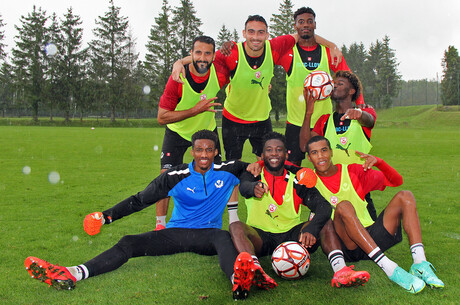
[0,0,457,122]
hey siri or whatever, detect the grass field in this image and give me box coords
[1,106,459,304]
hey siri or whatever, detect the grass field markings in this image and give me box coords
[443,233,460,240]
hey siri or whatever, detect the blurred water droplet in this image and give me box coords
[45,43,57,57]
[23,166,31,175]
[48,171,60,184]
[143,85,151,95]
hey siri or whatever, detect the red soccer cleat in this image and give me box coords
[252,264,277,290]
[25,256,76,290]
[155,224,166,231]
[232,252,255,300]
[331,265,370,288]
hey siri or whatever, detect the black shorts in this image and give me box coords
[285,123,306,163]
[221,116,272,160]
[161,127,222,170]
[341,209,403,262]
[254,222,319,257]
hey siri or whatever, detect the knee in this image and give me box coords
[334,200,356,219]
[115,235,137,257]
[229,221,245,236]
[395,190,417,208]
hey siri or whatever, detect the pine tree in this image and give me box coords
[441,45,460,106]
[269,0,294,121]
[342,42,367,85]
[11,5,49,121]
[216,24,232,48]
[172,0,203,58]
[144,0,178,106]
[0,14,6,62]
[232,28,240,43]
[365,36,400,108]
[59,7,86,121]
[43,12,62,121]
[89,0,130,121]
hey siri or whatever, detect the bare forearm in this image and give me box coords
[157,108,197,125]
[299,113,313,153]
[358,110,375,128]
[315,34,337,50]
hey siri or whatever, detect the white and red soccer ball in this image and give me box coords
[271,241,310,279]
[303,71,334,100]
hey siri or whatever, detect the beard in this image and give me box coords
[193,60,211,74]
[300,34,312,40]
[264,159,285,173]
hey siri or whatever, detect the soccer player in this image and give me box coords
[302,135,444,293]
[230,132,369,290]
[24,130,263,300]
[154,35,228,230]
[300,70,378,220]
[278,7,365,166]
[172,15,341,162]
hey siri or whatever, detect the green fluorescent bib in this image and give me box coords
[167,64,220,141]
[224,41,274,121]
[324,115,372,165]
[245,171,301,233]
[315,165,374,228]
[286,44,332,127]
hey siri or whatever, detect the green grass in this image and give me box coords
[1,106,459,304]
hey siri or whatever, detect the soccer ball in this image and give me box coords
[303,71,334,100]
[271,241,310,279]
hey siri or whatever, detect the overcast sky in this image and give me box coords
[2,0,460,81]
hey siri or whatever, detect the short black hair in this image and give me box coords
[294,7,316,21]
[262,131,287,149]
[192,35,216,53]
[191,130,218,148]
[245,15,268,29]
[334,70,362,102]
[306,135,331,154]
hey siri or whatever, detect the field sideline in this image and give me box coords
[1,106,459,304]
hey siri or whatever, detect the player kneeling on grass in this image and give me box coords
[299,135,445,293]
[230,132,363,290]
[24,130,269,300]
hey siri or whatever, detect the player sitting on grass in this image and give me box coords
[24,130,267,300]
[300,135,445,293]
[230,131,369,290]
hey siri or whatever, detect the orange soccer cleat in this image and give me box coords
[331,265,370,288]
[232,252,255,300]
[25,256,76,290]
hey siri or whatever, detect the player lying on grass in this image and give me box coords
[231,131,369,291]
[299,135,445,293]
[24,130,266,300]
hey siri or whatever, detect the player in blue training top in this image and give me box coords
[24,130,266,300]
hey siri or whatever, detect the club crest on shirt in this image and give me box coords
[215,180,224,188]
[268,203,277,213]
[255,71,261,79]
[340,137,348,146]
[330,196,339,207]
[200,94,207,101]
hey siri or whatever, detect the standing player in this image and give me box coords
[278,7,365,166]
[154,36,228,230]
[303,136,444,293]
[24,130,263,300]
[173,15,340,161]
[231,132,369,291]
[300,70,378,220]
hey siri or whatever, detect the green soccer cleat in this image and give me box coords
[410,261,444,288]
[389,266,425,294]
